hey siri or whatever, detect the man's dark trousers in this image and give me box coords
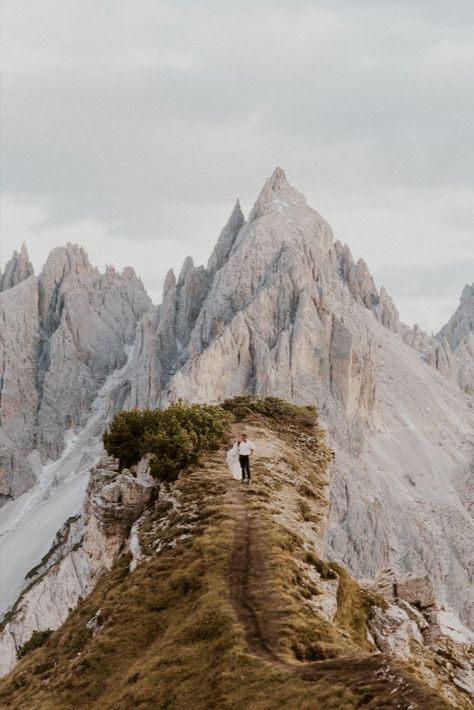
[239,454,251,481]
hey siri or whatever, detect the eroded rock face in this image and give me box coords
[0,244,151,503]
[396,574,436,609]
[0,244,34,292]
[365,570,474,706]
[0,276,40,501]
[404,283,474,395]
[83,456,156,581]
[0,455,156,677]
[438,284,474,396]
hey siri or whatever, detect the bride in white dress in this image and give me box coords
[226,441,242,480]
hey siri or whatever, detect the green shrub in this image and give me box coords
[104,397,317,483]
[221,395,317,427]
[17,630,52,659]
[103,402,232,483]
[102,409,147,469]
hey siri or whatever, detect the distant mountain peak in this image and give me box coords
[0,243,34,292]
[40,243,93,281]
[207,198,246,273]
[461,282,474,303]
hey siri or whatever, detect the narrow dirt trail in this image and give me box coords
[227,479,449,710]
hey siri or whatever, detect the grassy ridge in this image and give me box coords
[0,399,447,709]
[0,426,357,709]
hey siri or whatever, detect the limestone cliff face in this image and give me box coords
[0,244,150,503]
[402,283,474,395]
[0,276,40,503]
[437,283,474,395]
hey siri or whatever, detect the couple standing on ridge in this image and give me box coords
[227,433,255,484]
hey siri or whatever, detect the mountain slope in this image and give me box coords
[0,168,472,647]
[0,403,464,709]
[122,169,473,629]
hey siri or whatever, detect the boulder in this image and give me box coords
[396,575,436,609]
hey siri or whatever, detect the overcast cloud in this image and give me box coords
[1,0,473,332]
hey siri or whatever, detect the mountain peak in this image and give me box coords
[248,167,306,223]
[207,199,245,273]
[438,282,474,350]
[0,243,34,292]
[461,282,474,304]
[269,165,288,185]
[41,243,92,279]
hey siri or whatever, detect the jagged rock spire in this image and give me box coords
[248,166,306,223]
[207,198,245,273]
[177,256,195,287]
[438,282,474,348]
[0,243,34,292]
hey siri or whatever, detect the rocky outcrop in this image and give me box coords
[437,283,474,395]
[396,574,437,609]
[83,456,156,582]
[0,244,34,292]
[0,455,156,676]
[403,283,474,395]
[366,571,474,705]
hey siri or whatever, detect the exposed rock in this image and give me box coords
[404,283,474,395]
[83,456,155,582]
[0,244,34,292]
[85,608,103,635]
[377,286,400,332]
[426,607,474,645]
[439,284,474,350]
[369,599,474,706]
[0,455,157,677]
[403,323,432,352]
[369,604,424,659]
[0,276,40,501]
[0,244,151,503]
[397,599,429,630]
[396,574,436,609]
[207,199,245,274]
[438,284,474,396]
[364,567,397,602]
[308,576,339,622]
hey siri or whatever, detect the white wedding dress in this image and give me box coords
[226,443,242,480]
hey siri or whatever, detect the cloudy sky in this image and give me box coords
[1,1,473,332]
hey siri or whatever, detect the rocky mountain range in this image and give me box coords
[0,169,472,673]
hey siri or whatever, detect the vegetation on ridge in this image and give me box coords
[0,398,449,709]
[103,401,232,482]
[103,396,318,483]
[17,630,52,659]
